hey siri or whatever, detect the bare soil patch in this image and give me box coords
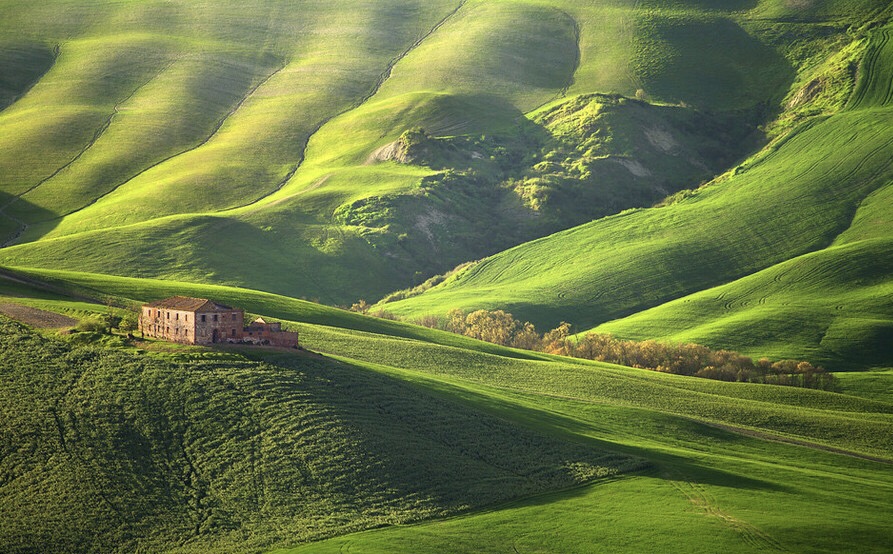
[0,302,78,329]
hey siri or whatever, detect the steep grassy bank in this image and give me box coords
[0,316,638,552]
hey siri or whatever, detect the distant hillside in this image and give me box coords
[0,0,857,305]
[384,15,893,369]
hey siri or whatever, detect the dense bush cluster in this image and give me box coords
[412,308,837,391]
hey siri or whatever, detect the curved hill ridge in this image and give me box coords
[0,0,814,301]
[0,0,890,356]
[385,19,893,368]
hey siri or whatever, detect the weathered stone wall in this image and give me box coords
[194,310,244,344]
[139,306,196,344]
[244,324,298,348]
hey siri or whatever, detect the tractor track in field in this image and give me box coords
[664,468,787,551]
[847,28,891,110]
[232,0,469,212]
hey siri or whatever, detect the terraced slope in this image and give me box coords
[385,20,893,368]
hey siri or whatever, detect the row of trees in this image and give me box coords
[401,308,836,391]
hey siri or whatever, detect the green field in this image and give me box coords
[385,17,893,371]
[0,271,891,552]
[0,0,839,304]
[1,0,892,552]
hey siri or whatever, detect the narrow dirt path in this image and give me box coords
[0,302,78,328]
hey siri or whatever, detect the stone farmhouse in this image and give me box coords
[139,296,298,348]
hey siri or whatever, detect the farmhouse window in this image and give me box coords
[213,314,218,322]
[201,314,206,322]
[231,329,236,337]
[232,313,237,320]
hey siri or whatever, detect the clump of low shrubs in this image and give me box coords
[76,316,106,333]
[410,308,837,391]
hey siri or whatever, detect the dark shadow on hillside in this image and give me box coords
[0,42,56,113]
[635,16,795,113]
[0,190,59,248]
[321,360,792,494]
[272,353,790,495]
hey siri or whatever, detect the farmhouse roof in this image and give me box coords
[145,296,237,312]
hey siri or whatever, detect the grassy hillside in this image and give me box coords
[1,1,892,552]
[384,18,893,369]
[0,272,891,552]
[0,0,831,305]
[0,316,641,552]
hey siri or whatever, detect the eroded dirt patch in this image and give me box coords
[0,302,78,329]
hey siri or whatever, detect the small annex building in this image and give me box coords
[139,296,297,348]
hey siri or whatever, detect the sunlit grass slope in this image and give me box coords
[385,21,893,364]
[0,0,463,238]
[595,234,893,369]
[1,270,891,552]
[0,0,822,305]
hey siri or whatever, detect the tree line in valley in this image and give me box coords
[350,302,837,391]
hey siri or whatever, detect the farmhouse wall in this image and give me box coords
[140,306,196,344]
[194,309,244,344]
[139,297,244,345]
[139,298,296,348]
[244,319,298,348]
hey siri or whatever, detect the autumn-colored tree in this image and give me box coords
[350,299,371,314]
[511,321,542,351]
[542,322,574,356]
[445,308,467,334]
[464,309,518,346]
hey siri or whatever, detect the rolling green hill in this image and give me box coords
[384,16,893,370]
[2,0,893,552]
[0,0,841,305]
[0,271,891,552]
[0,315,640,552]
